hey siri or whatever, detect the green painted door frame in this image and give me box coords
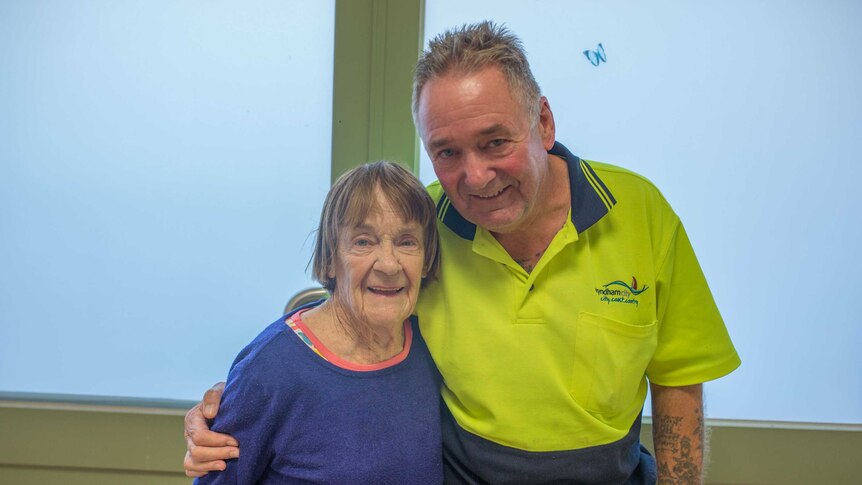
[331,0,425,181]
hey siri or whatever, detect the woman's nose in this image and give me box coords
[373,243,401,274]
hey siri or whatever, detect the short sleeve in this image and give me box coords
[647,222,741,385]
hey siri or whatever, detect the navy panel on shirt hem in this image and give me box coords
[441,403,656,485]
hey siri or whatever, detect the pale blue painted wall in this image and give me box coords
[420,0,862,424]
[2,0,860,425]
[0,0,335,400]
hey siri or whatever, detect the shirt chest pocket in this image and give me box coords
[569,312,658,418]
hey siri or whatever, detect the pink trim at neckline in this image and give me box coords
[286,309,413,371]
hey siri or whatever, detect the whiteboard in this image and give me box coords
[0,1,335,402]
[420,0,862,424]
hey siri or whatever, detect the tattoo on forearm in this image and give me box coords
[655,412,703,485]
[654,415,683,454]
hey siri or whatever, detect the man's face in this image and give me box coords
[417,67,555,234]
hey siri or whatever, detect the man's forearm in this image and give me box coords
[650,382,705,485]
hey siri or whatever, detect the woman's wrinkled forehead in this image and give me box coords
[337,190,418,232]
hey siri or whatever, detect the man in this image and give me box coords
[185,22,739,484]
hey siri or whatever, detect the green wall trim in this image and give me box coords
[0,406,186,474]
[2,399,860,485]
[638,418,862,484]
[331,0,425,181]
[0,466,189,485]
[0,391,193,411]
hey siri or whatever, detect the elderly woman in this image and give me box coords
[194,161,442,484]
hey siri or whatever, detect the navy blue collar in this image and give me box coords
[436,141,616,240]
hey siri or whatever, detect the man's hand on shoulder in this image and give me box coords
[183,382,240,478]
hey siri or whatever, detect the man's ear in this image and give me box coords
[538,96,556,150]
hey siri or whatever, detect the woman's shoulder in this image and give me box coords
[406,315,442,385]
[228,317,290,367]
[207,318,298,431]
[228,302,324,374]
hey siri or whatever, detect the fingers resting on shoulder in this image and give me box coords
[183,382,238,477]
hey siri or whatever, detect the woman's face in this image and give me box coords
[328,192,427,328]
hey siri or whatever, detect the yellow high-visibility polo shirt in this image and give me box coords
[417,142,740,463]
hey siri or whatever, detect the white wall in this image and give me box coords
[420,0,862,424]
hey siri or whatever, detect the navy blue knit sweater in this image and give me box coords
[195,305,443,484]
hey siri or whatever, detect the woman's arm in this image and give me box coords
[184,382,239,478]
[193,366,278,484]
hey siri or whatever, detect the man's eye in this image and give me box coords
[437,148,454,159]
[488,139,507,148]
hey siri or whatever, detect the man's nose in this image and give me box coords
[462,152,494,189]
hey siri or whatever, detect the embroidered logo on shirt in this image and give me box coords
[595,276,649,306]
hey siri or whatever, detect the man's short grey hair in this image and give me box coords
[412,21,542,128]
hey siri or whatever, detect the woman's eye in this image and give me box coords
[354,239,372,247]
